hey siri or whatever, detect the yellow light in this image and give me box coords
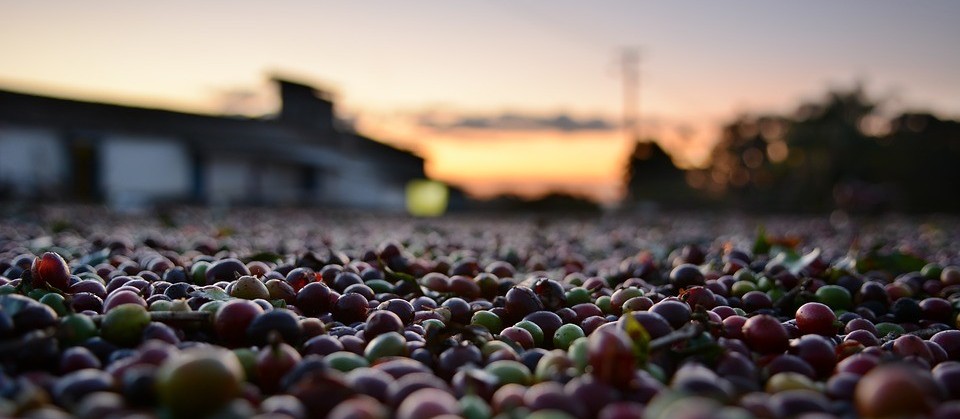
[406,179,449,217]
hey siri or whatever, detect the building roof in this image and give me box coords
[0,81,422,169]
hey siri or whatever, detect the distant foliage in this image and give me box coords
[480,193,602,213]
[692,86,960,213]
[622,141,699,209]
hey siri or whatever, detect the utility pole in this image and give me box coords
[621,47,641,143]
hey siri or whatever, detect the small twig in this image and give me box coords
[908,326,949,340]
[90,311,212,325]
[649,322,703,352]
[0,327,56,354]
[772,279,812,315]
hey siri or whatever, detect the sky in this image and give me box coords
[2,1,959,203]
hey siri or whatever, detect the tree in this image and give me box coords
[703,86,881,212]
[702,84,960,213]
[623,140,696,208]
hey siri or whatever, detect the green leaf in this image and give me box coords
[0,294,33,317]
[855,247,927,275]
[752,225,771,255]
[461,325,493,347]
[245,252,283,264]
[189,286,233,301]
[672,331,724,362]
[269,299,287,309]
[49,219,74,234]
[383,262,426,297]
[384,267,415,283]
[831,254,857,274]
[793,248,822,276]
[769,247,819,276]
[28,236,54,253]
[496,334,525,354]
[622,314,650,365]
[79,248,110,267]
[432,307,453,324]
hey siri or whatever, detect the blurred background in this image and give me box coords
[0,1,958,214]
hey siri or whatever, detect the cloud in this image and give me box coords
[418,112,619,132]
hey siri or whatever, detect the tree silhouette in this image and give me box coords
[623,140,694,209]
[700,85,960,213]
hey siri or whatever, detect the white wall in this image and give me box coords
[0,126,67,195]
[260,163,302,204]
[100,136,191,207]
[205,157,251,205]
[0,124,408,211]
[320,157,406,211]
[205,159,311,205]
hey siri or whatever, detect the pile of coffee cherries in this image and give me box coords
[0,208,958,418]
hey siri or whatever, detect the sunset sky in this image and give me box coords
[2,1,958,202]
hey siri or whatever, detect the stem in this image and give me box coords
[773,279,812,315]
[0,327,56,354]
[649,322,703,352]
[0,312,212,354]
[908,327,949,340]
[90,311,212,325]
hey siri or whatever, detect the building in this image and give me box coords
[0,77,425,210]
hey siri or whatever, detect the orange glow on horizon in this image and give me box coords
[354,113,627,203]
[357,111,719,203]
[2,1,959,206]
[0,75,720,204]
